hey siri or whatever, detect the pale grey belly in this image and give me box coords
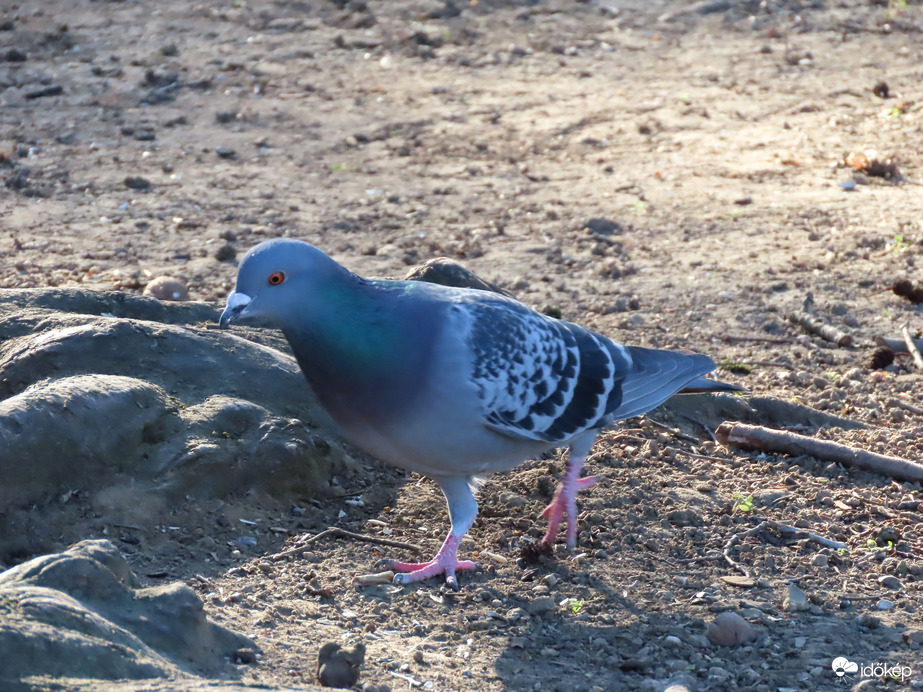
[336,396,555,480]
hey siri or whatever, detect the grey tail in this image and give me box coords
[680,376,746,393]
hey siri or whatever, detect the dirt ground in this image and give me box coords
[2,0,923,690]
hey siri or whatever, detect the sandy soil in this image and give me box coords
[2,0,923,690]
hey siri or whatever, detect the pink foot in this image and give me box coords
[540,472,597,549]
[383,555,477,589]
[382,533,476,589]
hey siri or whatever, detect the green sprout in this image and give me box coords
[733,493,754,513]
[562,598,584,614]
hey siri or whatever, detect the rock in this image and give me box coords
[215,146,237,159]
[317,642,365,687]
[0,290,344,560]
[527,596,556,615]
[124,176,152,190]
[143,276,190,301]
[585,218,623,236]
[903,630,923,646]
[783,582,809,612]
[877,599,894,611]
[878,575,901,590]
[233,648,258,664]
[215,242,237,262]
[705,612,755,647]
[0,540,254,684]
[402,257,509,296]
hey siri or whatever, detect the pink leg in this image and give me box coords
[382,477,478,589]
[539,453,597,549]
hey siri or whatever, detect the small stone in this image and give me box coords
[317,642,365,688]
[877,599,894,611]
[585,218,623,236]
[705,612,755,647]
[859,613,881,629]
[124,176,151,190]
[215,243,236,262]
[663,635,682,647]
[527,596,555,615]
[878,575,901,590]
[812,554,828,567]
[783,582,809,612]
[143,276,189,301]
[4,48,27,62]
[507,607,529,622]
[216,146,237,159]
[903,630,923,646]
[794,636,807,648]
[840,179,857,191]
[233,648,258,664]
[412,650,424,663]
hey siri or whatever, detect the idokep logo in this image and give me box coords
[831,657,858,677]
[831,657,913,683]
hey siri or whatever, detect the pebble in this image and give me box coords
[783,582,809,612]
[877,574,901,590]
[143,276,189,301]
[124,176,151,190]
[705,612,755,646]
[839,179,857,191]
[811,554,828,567]
[527,596,555,615]
[216,146,237,158]
[215,243,236,261]
[877,599,894,611]
[507,607,529,622]
[232,648,257,664]
[317,642,365,688]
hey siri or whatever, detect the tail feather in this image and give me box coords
[681,375,746,393]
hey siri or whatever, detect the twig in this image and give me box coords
[645,418,701,444]
[716,422,923,482]
[668,446,734,464]
[720,335,796,346]
[760,520,847,550]
[900,322,923,370]
[270,527,423,561]
[788,311,854,347]
[893,399,923,416]
[722,521,847,579]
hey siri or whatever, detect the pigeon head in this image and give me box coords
[219,238,352,329]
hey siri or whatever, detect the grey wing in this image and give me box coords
[461,296,718,444]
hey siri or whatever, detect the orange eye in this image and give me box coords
[268,271,285,286]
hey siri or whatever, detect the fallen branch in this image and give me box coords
[716,422,923,482]
[900,323,923,370]
[788,311,854,347]
[879,334,923,355]
[270,527,423,561]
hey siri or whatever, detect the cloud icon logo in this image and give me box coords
[832,657,859,677]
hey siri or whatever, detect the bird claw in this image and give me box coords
[386,557,477,588]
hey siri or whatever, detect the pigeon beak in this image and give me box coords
[219,291,252,328]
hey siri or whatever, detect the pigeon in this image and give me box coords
[220,239,741,588]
